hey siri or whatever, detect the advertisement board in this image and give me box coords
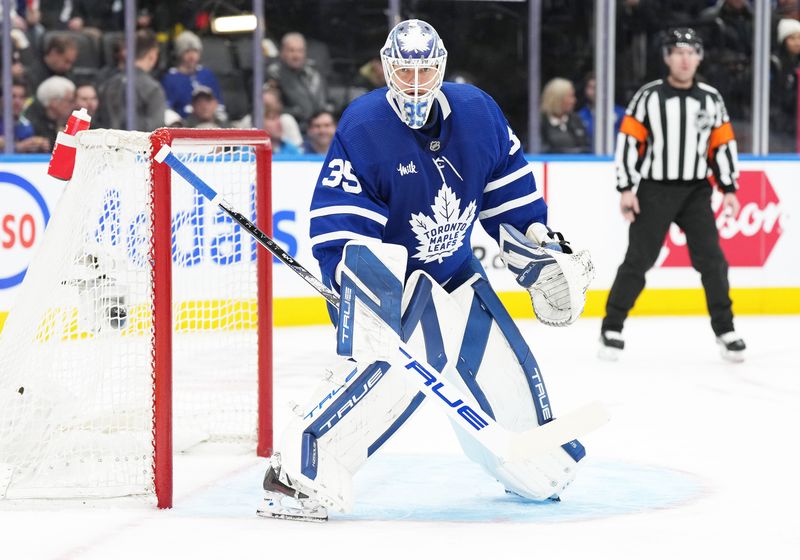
[1,156,797,329]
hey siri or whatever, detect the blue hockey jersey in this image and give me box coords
[309,82,547,288]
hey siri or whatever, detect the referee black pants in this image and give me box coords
[602,179,734,337]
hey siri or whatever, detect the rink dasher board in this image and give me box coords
[1,157,797,328]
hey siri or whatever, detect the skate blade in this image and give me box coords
[597,346,621,361]
[720,349,745,363]
[257,497,328,523]
[256,508,328,522]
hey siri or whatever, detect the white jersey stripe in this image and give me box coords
[647,92,664,180]
[479,190,543,220]
[484,163,534,193]
[682,97,701,180]
[615,131,630,187]
[311,231,382,248]
[716,144,732,186]
[309,205,388,226]
[665,96,681,179]
[508,126,522,155]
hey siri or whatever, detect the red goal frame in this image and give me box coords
[149,129,272,509]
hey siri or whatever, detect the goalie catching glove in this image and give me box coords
[499,223,594,327]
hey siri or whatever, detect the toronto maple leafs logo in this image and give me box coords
[409,184,476,264]
[399,24,432,54]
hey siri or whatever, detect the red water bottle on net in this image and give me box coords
[47,108,92,180]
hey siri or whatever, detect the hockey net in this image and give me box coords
[0,128,272,508]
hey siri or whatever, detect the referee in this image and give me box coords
[600,28,746,362]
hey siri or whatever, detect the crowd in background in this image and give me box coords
[2,0,800,155]
[538,0,800,154]
[0,1,340,155]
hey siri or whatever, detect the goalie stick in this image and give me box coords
[154,145,609,462]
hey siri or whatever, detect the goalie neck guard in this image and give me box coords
[381,19,448,129]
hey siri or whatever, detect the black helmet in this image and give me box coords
[662,27,704,57]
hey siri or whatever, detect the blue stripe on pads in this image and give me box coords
[301,432,318,479]
[401,276,447,371]
[470,278,585,462]
[456,295,496,419]
[367,392,426,457]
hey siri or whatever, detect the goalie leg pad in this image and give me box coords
[273,268,476,512]
[444,267,585,500]
[336,240,407,363]
[275,357,420,512]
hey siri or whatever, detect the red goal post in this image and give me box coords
[150,128,273,508]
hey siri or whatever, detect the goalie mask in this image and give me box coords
[381,19,447,129]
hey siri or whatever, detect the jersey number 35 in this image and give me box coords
[322,158,362,194]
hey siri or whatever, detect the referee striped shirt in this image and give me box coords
[615,79,739,193]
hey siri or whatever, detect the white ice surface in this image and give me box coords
[2,315,798,560]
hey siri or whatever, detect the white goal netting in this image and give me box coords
[0,129,268,501]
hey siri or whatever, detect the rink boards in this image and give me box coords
[1,154,798,329]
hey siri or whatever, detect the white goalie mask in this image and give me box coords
[381,19,447,129]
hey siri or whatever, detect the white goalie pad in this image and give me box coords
[0,463,12,499]
[335,240,408,363]
[442,275,582,500]
[275,244,467,513]
[499,223,594,327]
[274,358,403,512]
[275,240,583,508]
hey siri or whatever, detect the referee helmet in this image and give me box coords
[662,27,704,58]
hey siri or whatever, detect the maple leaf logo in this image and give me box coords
[409,184,476,264]
[399,25,432,54]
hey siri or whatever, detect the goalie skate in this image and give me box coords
[257,454,328,523]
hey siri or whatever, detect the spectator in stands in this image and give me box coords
[22,76,76,147]
[0,79,51,153]
[540,77,590,154]
[36,0,82,31]
[161,31,224,119]
[698,0,754,121]
[67,0,125,35]
[266,32,330,132]
[262,87,302,146]
[352,56,385,91]
[770,18,800,151]
[302,110,336,155]
[26,34,79,93]
[776,0,800,19]
[772,1,800,52]
[96,35,125,85]
[75,83,99,117]
[96,30,165,132]
[7,28,37,85]
[263,98,302,155]
[701,0,753,54]
[1,12,37,69]
[232,86,303,147]
[577,72,625,150]
[184,86,229,129]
